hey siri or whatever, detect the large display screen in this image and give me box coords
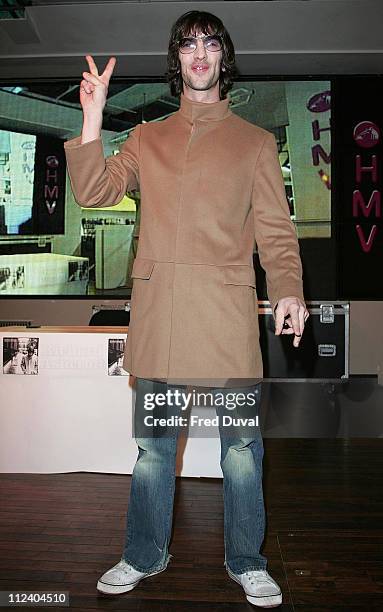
[0,79,331,297]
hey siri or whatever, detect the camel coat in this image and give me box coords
[64,93,305,386]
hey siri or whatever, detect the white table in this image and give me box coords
[0,253,89,295]
[0,326,222,476]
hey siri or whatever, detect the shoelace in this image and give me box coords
[244,570,270,586]
[117,561,132,573]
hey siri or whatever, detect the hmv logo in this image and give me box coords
[44,154,59,215]
[307,91,331,190]
[352,121,381,253]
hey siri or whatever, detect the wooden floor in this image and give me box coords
[0,439,382,611]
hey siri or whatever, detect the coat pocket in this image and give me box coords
[221,264,256,288]
[131,258,155,280]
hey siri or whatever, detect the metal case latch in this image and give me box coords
[320,304,334,323]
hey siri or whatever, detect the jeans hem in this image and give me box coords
[121,552,173,574]
[225,561,267,574]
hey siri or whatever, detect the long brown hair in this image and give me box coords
[166,11,237,100]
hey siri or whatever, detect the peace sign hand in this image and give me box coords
[79,55,116,115]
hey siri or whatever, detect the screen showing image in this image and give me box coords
[0,79,331,297]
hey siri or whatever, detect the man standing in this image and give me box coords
[65,10,308,608]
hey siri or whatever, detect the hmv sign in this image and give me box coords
[335,78,383,299]
[32,135,65,235]
[352,121,381,253]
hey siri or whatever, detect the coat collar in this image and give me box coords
[178,93,232,123]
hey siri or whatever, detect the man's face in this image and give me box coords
[178,29,223,97]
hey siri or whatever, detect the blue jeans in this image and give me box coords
[122,378,267,575]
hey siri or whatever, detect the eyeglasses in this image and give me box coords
[178,34,222,54]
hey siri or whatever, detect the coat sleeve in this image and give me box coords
[251,132,305,315]
[64,124,141,207]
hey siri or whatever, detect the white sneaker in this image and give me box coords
[227,567,282,608]
[97,558,169,595]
